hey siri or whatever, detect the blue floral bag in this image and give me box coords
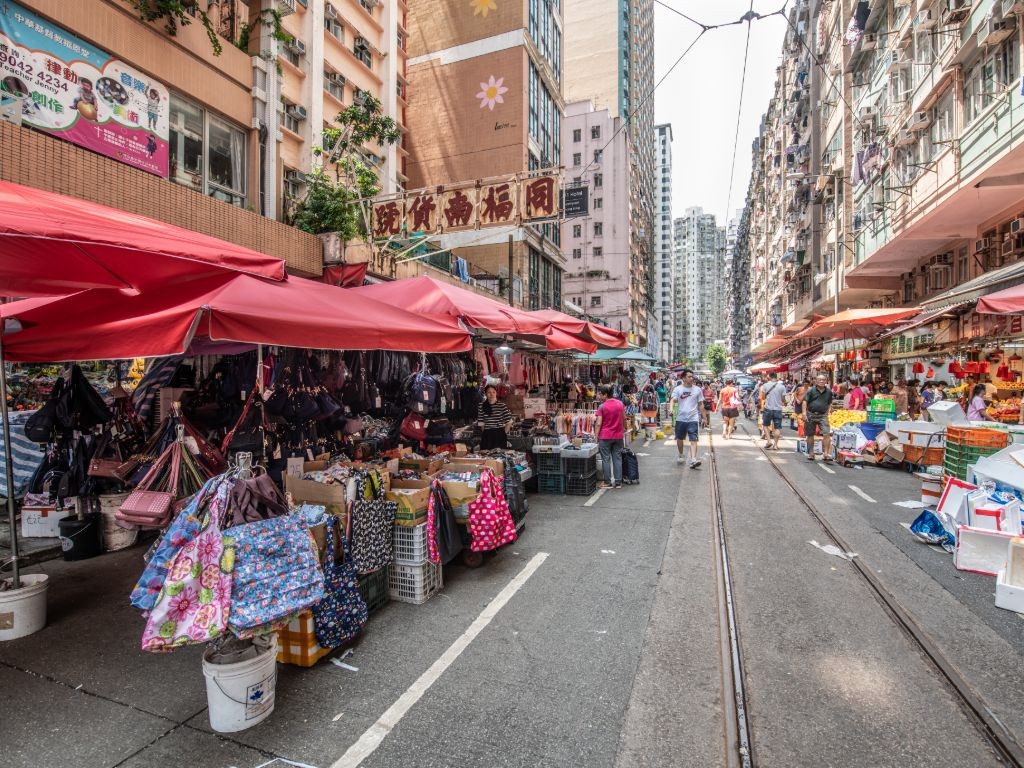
[313,516,368,649]
[228,513,325,636]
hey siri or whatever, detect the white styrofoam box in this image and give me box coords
[833,431,859,452]
[996,568,1024,612]
[955,526,1016,576]
[561,443,599,459]
[914,472,943,507]
[937,477,977,529]
[532,442,569,454]
[20,505,64,538]
[928,401,970,426]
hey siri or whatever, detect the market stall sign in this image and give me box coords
[0,0,170,176]
[823,338,866,354]
[562,184,588,218]
[962,311,1024,341]
[371,174,560,239]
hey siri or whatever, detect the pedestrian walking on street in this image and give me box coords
[760,372,786,450]
[718,378,741,438]
[671,369,706,469]
[595,385,625,489]
[803,373,835,462]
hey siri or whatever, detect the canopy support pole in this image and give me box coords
[0,333,20,589]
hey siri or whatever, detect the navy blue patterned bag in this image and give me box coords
[313,516,368,649]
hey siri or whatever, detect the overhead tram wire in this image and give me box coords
[724,0,758,224]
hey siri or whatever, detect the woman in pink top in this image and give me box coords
[595,384,626,488]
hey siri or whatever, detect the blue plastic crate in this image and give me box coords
[537,474,565,494]
[535,453,564,475]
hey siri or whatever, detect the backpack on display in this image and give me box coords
[641,390,659,411]
[409,373,439,414]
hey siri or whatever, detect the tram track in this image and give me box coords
[710,422,1024,768]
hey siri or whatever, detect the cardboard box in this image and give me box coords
[20,505,63,538]
[387,478,432,525]
[436,464,482,508]
[284,474,349,528]
[452,455,505,476]
[884,443,905,463]
[503,394,525,417]
[398,458,443,475]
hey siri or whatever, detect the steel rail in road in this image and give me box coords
[735,423,1024,768]
[707,430,754,768]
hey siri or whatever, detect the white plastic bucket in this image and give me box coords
[202,637,278,732]
[0,573,49,641]
[98,494,136,552]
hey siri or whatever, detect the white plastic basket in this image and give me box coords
[388,561,443,604]
[392,523,429,565]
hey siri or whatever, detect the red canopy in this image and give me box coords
[0,181,285,296]
[978,285,1024,314]
[351,276,598,353]
[800,307,921,339]
[528,309,629,349]
[0,273,472,362]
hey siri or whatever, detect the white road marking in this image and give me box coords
[664,439,676,447]
[601,549,616,555]
[643,439,651,448]
[584,487,608,507]
[818,463,836,475]
[849,485,876,503]
[330,553,549,768]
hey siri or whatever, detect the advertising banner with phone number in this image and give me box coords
[0,0,169,176]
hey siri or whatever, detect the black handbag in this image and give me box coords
[24,378,66,443]
[429,481,463,566]
[68,365,112,430]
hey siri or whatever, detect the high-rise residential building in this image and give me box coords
[562,101,631,332]
[726,201,753,356]
[0,0,325,277]
[403,0,565,310]
[277,0,409,216]
[674,207,726,362]
[564,0,655,345]
[654,123,675,363]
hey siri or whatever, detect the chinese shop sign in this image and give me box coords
[0,1,169,176]
[372,175,559,239]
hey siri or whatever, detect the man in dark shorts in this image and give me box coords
[759,372,786,449]
[802,373,835,462]
[671,370,706,468]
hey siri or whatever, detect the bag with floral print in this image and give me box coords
[228,513,325,636]
[139,478,236,652]
[313,516,368,649]
[467,468,517,553]
[349,472,397,575]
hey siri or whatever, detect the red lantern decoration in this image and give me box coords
[949,361,965,377]
[912,361,925,374]
[926,367,935,378]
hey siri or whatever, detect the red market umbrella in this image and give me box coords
[978,284,1024,313]
[0,180,285,297]
[529,309,629,349]
[0,273,473,361]
[351,276,598,353]
[801,307,921,338]
[747,362,780,373]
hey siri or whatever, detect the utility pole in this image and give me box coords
[507,233,514,307]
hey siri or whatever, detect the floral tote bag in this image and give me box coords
[349,473,397,575]
[140,480,235,652]
[467,468,517,553]
[313,517,368,649]
[228,513,325,636]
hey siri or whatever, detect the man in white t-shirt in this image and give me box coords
[671,369,706,469]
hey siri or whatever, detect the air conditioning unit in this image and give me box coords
[895,129,916,146]
[887,51,907,72]
[978,17,1015,47]
[276,0,296,15]
[933,252,953,265]
[862,33,878,50]
[286,38,306,55]
[908,110,932,131]
[976,237,992,252]
[859,105,876,121]
[944,0,973,25]
[327,71,346,85]
[915,9,936,28]
[1012,217,1024,233]
[831,155,844,172]
[1003,236,1016,256]
[286,104,307,120]
[1005,0,1024,15]
[284,168,306,184]
[355,36,368,48]
[325,3,338,20]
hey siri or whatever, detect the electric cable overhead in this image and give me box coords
[725,0,758,225]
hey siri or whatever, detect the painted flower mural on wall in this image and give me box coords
[476,75,509,111]
[470,0,497,17]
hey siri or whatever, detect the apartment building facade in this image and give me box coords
[563,0,655,345]
[562,101,631,331]
[673,207,726,361]
[654,123,675,362]
[0,0,325,274]
[742,0,1024,360]
[403,0,565,311]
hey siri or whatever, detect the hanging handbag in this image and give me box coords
[68,364,113,430]
[88,432,124,478]
[400,411,429,442]
[24,378,67,443]
[116,440,182,528]
[313,516,368,648]
[139,478,236,652]
[349,472,397,574]
[467,468,517,553]
[227,512,325,636]
[426,480,463,566]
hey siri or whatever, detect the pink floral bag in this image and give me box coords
[467,468,517,553]
[140,480,236,652]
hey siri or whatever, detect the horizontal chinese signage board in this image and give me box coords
[0,1,169,176]
[371,174,560,239]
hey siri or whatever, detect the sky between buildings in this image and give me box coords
[654,0,789,223]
